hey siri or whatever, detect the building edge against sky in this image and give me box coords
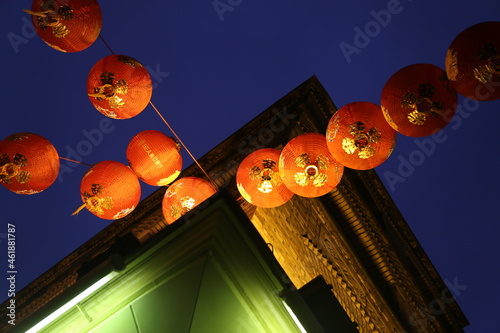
[0,76,468,332]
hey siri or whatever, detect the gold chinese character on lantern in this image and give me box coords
[341,121,381,159]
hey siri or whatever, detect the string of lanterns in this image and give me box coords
[236,21,500,207]
[1,0,499,224]
[4,0,219,224]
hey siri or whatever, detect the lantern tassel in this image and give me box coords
[72,204,87,216]
[87,92,107,99]
[23,9,60,27]
[23,9,52,18]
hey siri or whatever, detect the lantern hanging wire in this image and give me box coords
[99,34,115,55]
[59,157,93,167]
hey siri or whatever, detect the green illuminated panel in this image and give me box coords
[90,306,137,333]
[190,260,267,333]
[131,258,206,332]
[30,195,307,333]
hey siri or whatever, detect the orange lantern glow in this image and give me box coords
[0,133,60,195]
[87,55,152,119]
[162,177,217,224]
[25,0,102,53]
[326,102,396,170]
[127,130,182,186]
[279,133,343,198]
[445,21,500,101]
[74,160,141,220]
[236,148,294,208]
[380,63,457,137]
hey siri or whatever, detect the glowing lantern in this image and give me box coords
[87,55,152,119]
[0,133,59,195]
[381,63,457,137]
[126,130,182,186]
[326,102,396,170]
[445,21,500,101]
[162,177,217,224]
[25,0,102,53]
[74,160,140,220]
[236,148,293,208]
[279,133,344,198]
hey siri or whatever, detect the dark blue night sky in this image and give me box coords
[1,1,499,331]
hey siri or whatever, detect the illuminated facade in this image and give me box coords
[0,77,468,332]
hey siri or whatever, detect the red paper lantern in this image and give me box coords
[326,102,396,170]
[25,0,102,53]
[381,63,457,137]
[279,133,344,198]
[87,55,152,119]
[236,148,293,208]
[127,130,182,186]
[0,133,60,195]
[162,177,217,224]
[445,21,500,101]
[75,160,141,220]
